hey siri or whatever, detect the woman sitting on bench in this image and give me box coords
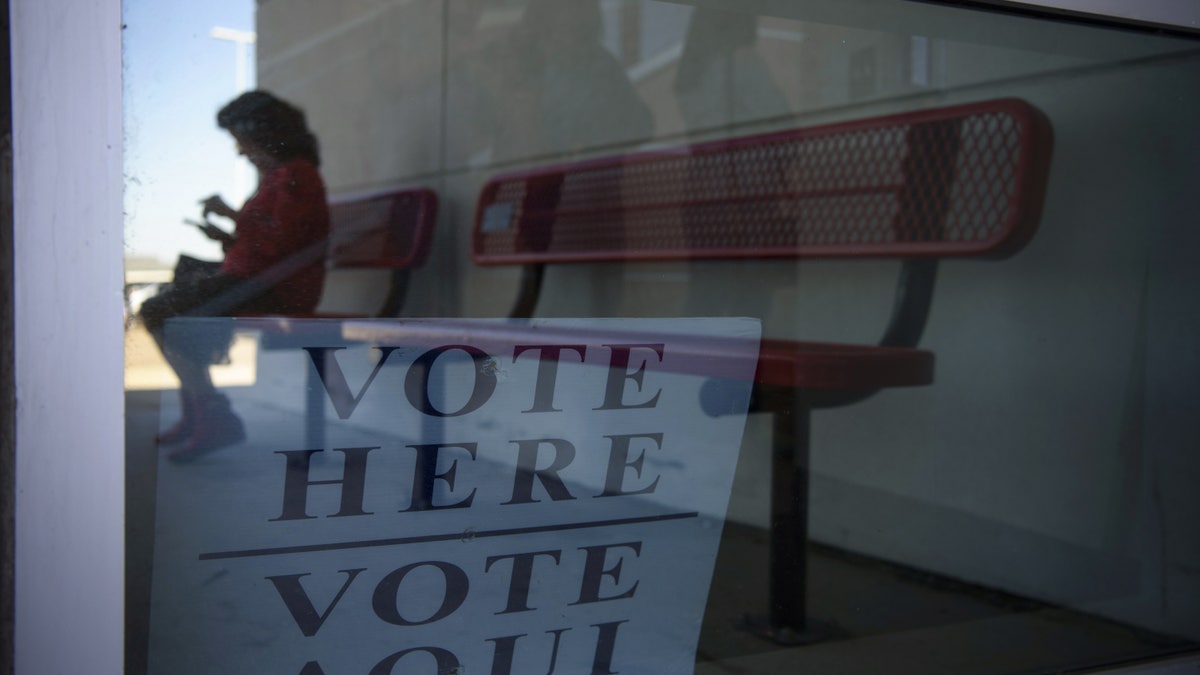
[140,90,330,460]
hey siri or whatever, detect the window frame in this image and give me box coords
[9,0,1198,673]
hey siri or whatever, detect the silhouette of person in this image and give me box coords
[494,0,653,160]
[674,7,789,131]
[140,90,330,460]
[674,8,789,318]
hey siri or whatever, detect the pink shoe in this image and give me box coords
[167,394,246,462]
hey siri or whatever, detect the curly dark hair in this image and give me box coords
[217,90,321,166]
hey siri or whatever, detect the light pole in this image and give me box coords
[210,26,256,93]
[211,26,257,201]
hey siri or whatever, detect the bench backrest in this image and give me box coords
[328,187,438,270]
[315,187,438,317]
[472,98,1052,265]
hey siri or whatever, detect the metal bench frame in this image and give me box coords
[471,98,1054,642]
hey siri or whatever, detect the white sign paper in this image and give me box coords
[148,317,761,674]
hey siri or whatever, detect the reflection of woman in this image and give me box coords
[674,9,787,318]
[674,7,788,131]
[495,0,653,158]
[141,90,330,460]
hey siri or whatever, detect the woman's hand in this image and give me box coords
[199,222,235,245]
[185,218,236,246]
[200,194,238,221]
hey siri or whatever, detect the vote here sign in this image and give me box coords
[147,317,761,674]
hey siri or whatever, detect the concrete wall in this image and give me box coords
[254,0,1200,640]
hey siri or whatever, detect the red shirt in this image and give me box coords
[221,159,330,313]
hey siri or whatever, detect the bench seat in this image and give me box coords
[755,339,933,390]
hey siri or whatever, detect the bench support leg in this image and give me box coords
[742,388,834,645]
[770,401,809,631]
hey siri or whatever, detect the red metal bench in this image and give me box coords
[471,98,1054,642]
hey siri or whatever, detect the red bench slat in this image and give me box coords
[473,98,1051,265]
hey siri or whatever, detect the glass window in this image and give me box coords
[122,1,1200,672]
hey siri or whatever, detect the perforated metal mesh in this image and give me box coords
[330,189,436,268]
[474,99,1051,263]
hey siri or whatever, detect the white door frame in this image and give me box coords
[11,0,124,672]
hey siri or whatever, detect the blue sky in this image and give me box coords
[123,0,256,265]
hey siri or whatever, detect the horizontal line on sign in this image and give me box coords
[198,511,700,561]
